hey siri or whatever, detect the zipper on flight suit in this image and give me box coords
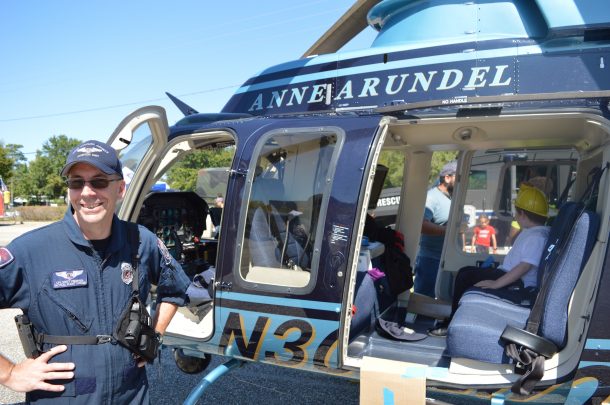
[92,247,116,405]
[41,288,90,332]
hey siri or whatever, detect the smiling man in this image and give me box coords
[0,140,191,404]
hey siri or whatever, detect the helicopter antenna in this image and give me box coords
[165,92,199,116]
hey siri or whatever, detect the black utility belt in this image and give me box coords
[16,297,161,364]
[15,314,115,359]
[37,333,113,345]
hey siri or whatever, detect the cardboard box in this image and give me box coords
[360,356,426,404]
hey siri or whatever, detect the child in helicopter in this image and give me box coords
[471,214,497,254]
[428,185,550,337]
[506,176,553,247]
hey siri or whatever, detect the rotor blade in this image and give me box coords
[165,92,199,116]
[302,0,378,58]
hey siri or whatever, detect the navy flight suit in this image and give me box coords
[0,210,191,404]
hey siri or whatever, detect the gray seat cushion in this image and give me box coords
[447,297,530,363]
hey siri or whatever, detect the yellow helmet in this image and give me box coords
[515,185,548,217]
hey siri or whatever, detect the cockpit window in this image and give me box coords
[117,122,154,186]
[239,129,340,291]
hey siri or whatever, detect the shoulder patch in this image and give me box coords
[0,247,15,269]
[157,238,173,266]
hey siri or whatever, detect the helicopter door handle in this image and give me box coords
[215,281,233,291]
[229,168,248,177]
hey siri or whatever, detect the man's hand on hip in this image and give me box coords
[2,345,75,393]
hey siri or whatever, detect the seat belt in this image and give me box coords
[504,213,581,395]
[555,176,575,209]
[505,163,608,395]
[36,223,140,347]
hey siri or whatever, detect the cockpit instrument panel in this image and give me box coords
[137,191,216,276]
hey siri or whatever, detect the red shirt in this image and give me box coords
[474,225,496,247]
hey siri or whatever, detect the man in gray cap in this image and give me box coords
[0,140,190,403]
[414,160,457,298]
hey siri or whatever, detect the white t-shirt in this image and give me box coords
[499,225,550,288]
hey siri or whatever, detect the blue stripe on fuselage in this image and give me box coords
[585,339,610,350]
[217,291,341,313]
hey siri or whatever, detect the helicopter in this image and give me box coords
[104,0,610,403]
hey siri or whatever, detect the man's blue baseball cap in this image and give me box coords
[61,140,123,178]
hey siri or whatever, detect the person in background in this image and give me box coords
[204,195,225,238]
[414,160,457,298]
[0,140,191,403]
[459,212,470,252]
[471,214,497,254]
[429,185,550,337]
[506,219,522,247]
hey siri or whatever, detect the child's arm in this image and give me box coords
[474,261,533,289]
[491,234,497,252]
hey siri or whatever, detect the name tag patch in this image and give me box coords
[52,270,87,289]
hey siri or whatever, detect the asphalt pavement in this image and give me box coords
[0,221,359,405]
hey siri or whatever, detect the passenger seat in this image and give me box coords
[446,203,599,364]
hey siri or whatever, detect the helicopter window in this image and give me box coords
[117,122,154,186]
[239,130,339,290]
[461,150,577,256]
[368,150,405,228]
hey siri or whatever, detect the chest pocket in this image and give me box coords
[37,277,94,335]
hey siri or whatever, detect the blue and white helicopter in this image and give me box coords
[105,0,610,403]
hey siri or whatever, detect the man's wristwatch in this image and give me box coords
[155,332,163,345]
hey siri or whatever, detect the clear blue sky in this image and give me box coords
[0,1,377,160]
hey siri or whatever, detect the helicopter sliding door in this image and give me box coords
[213,115,385,371]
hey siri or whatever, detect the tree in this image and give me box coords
[378,150,404,188]
[377,150,459,189]
[429,151,459,185]
[41,136,81,199]
[165,147,235,191]
[5,144,26,166]
[0,143,15,183]
[24,155,50,202]
[17,135,81,201]
[12,163,32,201]
[41,135,81,176]
[2,143,27,201]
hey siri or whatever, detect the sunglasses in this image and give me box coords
[65,178,121,190]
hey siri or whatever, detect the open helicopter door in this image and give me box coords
[105,105,170,220]
[211,115,389,371]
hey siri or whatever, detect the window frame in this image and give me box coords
[234,126,346,295]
